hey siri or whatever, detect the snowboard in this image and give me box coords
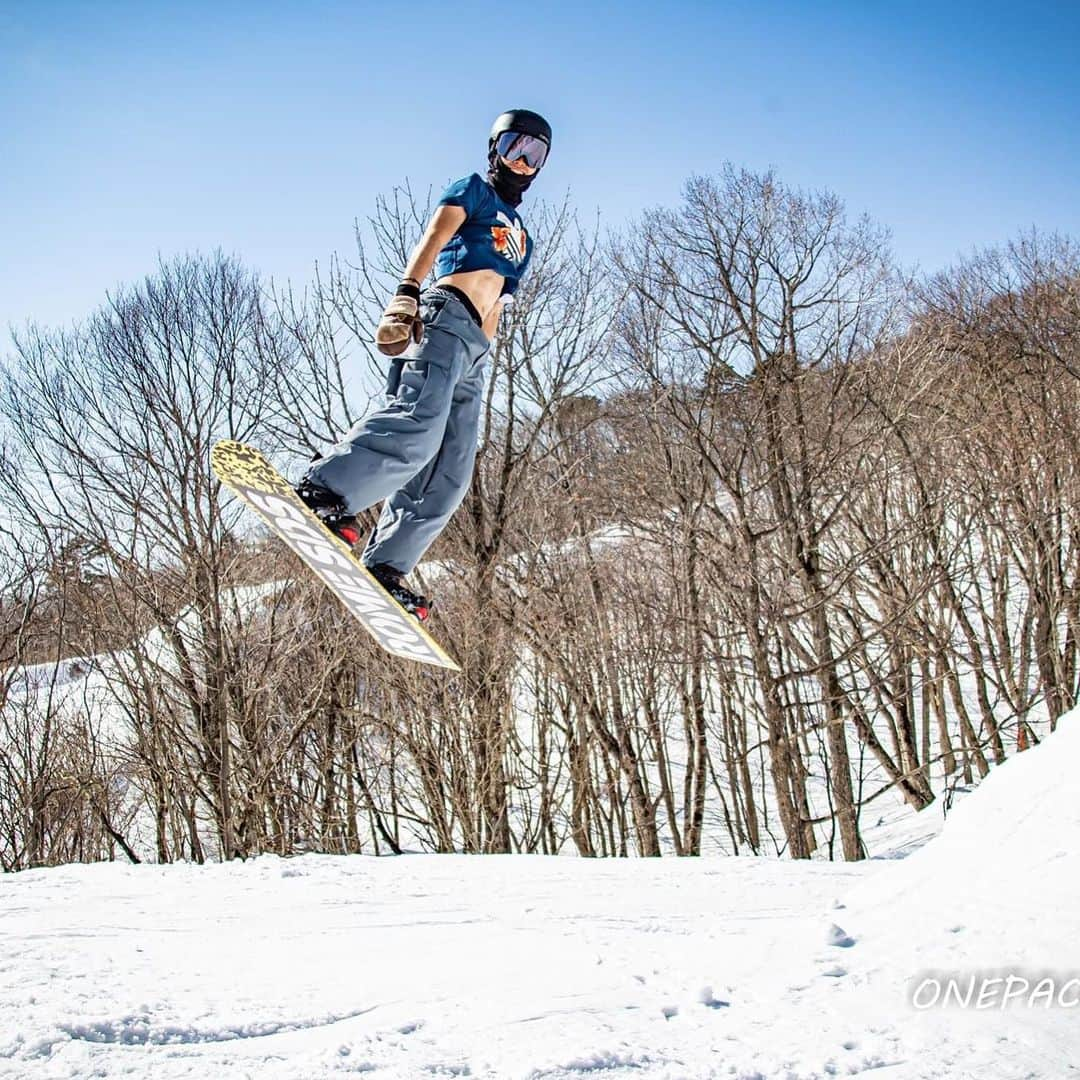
[211,439,460,671]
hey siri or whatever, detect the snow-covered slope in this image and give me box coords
[848,710,1080,935]
[1,713,1077,1079]
[815,713,1080,1078]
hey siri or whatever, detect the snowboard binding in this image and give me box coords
[294,477,362,547]
[366,563,432,623]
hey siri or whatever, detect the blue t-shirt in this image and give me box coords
[434,173,533,296]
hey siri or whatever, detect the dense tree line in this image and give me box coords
[1,169,1077,869]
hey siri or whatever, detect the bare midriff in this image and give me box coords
[435,268,506,322]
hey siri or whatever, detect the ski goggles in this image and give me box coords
[494,131,549,169]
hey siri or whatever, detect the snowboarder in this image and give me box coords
[295,109,551,621]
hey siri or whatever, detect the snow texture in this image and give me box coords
[2,713,1079,1078]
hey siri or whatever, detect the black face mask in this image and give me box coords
[487,151,537,207]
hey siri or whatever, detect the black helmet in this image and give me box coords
[486,108,551,207]
[489,109,552,154]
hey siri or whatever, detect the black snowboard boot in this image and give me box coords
[366,562,433,623]
[295,476,362,547]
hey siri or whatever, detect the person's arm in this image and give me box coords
[376,205,467,356]
[403,205,466,284]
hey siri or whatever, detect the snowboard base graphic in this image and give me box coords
[211,440,459,671]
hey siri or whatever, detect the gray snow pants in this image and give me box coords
[306,287,490,575]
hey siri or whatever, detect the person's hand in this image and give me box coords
[376,280,423,357]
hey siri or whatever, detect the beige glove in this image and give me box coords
[376,280,423,357]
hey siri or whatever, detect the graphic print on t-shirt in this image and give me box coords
[491,211,528,266]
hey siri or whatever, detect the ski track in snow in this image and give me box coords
[3,718,1080,1078]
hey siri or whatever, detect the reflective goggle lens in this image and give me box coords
[495,131,549,169]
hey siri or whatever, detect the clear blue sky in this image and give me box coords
[2,0,1078,332]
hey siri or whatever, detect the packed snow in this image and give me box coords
[2,714,1078,1079]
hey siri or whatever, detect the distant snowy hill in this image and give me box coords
[1,711,1077,1078]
